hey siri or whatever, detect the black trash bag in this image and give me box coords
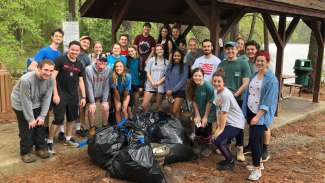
[150,117,197,164]
[106,143,167,183]
[88,127,126,169]
[133,112,169,133]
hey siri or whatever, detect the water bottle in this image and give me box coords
[78,139,88,148]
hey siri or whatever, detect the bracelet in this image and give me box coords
[81,97,86,99]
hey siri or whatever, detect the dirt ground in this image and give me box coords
[1,111,325,182]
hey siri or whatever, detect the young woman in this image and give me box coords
[107,43,127,70]
[141,44,168,112]
[211,72,246,171]
[165,49,189,118]
[188,68,216,157]
[157,26,173,61]
[126,46,141,117]
[242,50,279,181]
[89,41,103,63]
[110,60,131,123]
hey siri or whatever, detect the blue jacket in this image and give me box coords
[242,69,279,128]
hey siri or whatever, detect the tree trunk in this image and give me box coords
[307,32,318,90]
[263,22,269,51]
[248,13,257,40]
[68,0,76,21]
[230,23,239,40]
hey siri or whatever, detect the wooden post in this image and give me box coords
[182,24,193,37]
[210,0,220,55]
[111,0,131,44]
[219,10,245,39]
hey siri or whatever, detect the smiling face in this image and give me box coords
[225,46,238,60]
[115,61,124,75]
[95,60,107,72]
[51,31,63,45]
[93,43,103,55]
[80,38,90,51]
[68,44,81,60]
[119,36,128,47]
[255,55,269,71]
[236,38,245,51]
[112,44,121,56]
[173,51,182,64]
[161,28,168,38]
[143,26,151,35]
[188,40,198,53]
[128,47,137,58]
[155,45,164,57]
[202,41,213,55]
[38,64,55,80]
[172,28,180,39]
[245,45,258,60]
[192,70,204,85]
[212,75,224,92]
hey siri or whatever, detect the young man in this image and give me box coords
[217,41,251,161]
[133,22,156,87]
[11,60,55,163]
[184,38,204,67]
[75,35,92,137]
[28,29,64,71]
[85,54,110,137]
[171,26,186,50]
[192,39,221,81]
[119,34,129,56]
[47,41,86,154]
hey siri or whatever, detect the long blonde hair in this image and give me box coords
[112,60,127,87]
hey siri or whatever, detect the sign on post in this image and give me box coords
[63,21,80,52]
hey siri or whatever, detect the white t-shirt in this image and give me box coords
[247,75,263,114]
[144,57,168,93]
[191,55,221,82]
[214,87,246,129]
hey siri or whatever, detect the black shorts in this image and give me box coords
[172,90,186,99]
[52,95,79,125]
[132,85,140,92]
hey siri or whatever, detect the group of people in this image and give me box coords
[11,22,279,181]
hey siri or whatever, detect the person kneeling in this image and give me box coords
[211,72,246,171]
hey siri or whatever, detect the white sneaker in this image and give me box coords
[246,163,264,171]
[236,146,246,161]
[248,169,262,181]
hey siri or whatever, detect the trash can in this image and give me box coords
[294,59,313,87]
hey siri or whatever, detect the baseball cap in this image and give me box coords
[80,35,92,43]
[224,41,236,48]
[97,54,107,62]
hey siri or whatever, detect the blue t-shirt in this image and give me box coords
[127,57,141,86]
[110,73,132,98]
[107,55,127,70]
[34,46,61,63]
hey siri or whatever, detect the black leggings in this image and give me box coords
[213,125,242,161]
[247,108,267,166]
[234,99,244,147]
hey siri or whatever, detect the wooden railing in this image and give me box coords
[0,63,15,122]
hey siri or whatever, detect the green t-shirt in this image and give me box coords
[194,80,216,123]
[217,57,251,99]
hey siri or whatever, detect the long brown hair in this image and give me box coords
[112,60,127,87]
[187,67,205,100]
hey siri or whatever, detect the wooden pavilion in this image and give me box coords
[80,0,325,103]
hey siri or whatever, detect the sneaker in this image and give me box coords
[246,163,264,171]
[47,143,55,154]
[21,153,36,163]
[58,132,65,142]
[243,145,251,155]
[247,169,262,181]
[261,151,270,162]
[218,160,234,171]
[236,146,246,161]
[217,160,228,166]
[200,147,212,158]
[36,149,50,159]
[64,139,79,147]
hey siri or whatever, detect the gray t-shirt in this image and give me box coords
[214,87,245,129]
[144,57,168,93]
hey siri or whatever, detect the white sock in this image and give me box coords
[47,139,53,144]
[60,125,65,133]
[76,122,81,130]
[65,136,71,141]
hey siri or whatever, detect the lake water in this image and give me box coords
[268,43,325,82]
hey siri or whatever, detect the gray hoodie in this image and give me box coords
[11,71,54,123]
[85,64,110,103]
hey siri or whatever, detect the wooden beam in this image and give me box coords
[79,0,96,17]
[182,24,193,37]
[184,0,211,27]
[219,10,245,38]
[311,21,324,46]
[111,0,131,43]
[262,13,284,47]
[209,0,221,55]
[278,15,286,41]
[285,17,300,43]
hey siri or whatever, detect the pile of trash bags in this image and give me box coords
[88,112,197,183]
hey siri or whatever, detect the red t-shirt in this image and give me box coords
[120,49,128,56]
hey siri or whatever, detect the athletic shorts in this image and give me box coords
[52,95,79,125]
[172,90,186,99]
